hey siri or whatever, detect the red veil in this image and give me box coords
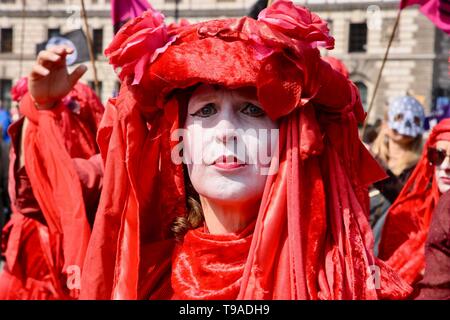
[322,56,350,79]
[80,1,411,299]
[379,119,450,286]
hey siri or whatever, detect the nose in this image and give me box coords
[440,155,450,170]
[212,97,239,144]
[405,120,412,128]
[215,121,238,144]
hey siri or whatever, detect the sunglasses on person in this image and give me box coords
[428,147,450,166]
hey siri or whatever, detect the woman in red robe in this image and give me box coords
[379,119,450,294]
[77,1,412,300]
[0,47,104,299]
[3,1,410,300]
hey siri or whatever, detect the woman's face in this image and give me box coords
[434,140,450,194]
[183,84,279,206]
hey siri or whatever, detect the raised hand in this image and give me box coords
[29,45,87,110]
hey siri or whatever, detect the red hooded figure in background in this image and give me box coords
[77,1,411,300]
[0,73,104,299]
[379,119,450,292]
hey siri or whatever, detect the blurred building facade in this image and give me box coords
[299,0,449,123]
[0,0,448,124]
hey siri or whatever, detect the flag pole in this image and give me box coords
[80,0,100,96]
[175,0,180,22]
[267,0,273,6]
[362,9,402,136]
[18,0,27,79]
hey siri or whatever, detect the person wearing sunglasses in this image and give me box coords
[378,118,450,297]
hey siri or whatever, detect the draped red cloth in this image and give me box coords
[0,83,104,299]
[80,1,411,300]
[321,56,350,79]
[0,214,61,299]
[172,222,255,300]
[379,119,450,288]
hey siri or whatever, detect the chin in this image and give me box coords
[190,165,268,203]
[438,183,450,194]
[197,177,265,203]
[203,183,259,203]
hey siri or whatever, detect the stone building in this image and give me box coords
[0,0,448,124]
[0,0,253,106]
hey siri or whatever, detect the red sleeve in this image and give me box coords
[19,87,102,296]
[7,117,44,223]
[73,154,103,227]
[8,115,104,227]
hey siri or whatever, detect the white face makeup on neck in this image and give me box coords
[434,140,450,194]
[182,84,279,234]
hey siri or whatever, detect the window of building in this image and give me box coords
[47,27,60,40]
[348,23,367,53]
[355,81,368,110]
[0,0,16,4]
[0,79,12,109]
[93,28,103,58]
[48,0,64,4]
[0,28,13,53]
[327,19,333,36]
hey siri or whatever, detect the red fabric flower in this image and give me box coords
[258,0,334,50]
[11,77,28,102]
[105,8,177,85]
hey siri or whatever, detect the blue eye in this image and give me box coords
[241,103,265,117]
[190,103,217,118]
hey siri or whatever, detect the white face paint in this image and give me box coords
[183,84,279,207]
[434,140,450,194]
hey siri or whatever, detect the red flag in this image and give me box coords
[400,0,425,10]
[111,0,151,33]
[400,0,450,34]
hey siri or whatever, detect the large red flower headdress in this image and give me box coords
[81,0,411,300]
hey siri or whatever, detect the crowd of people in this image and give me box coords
[0,0,449,300]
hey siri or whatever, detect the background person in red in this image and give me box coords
[378,119,450,296]
[0,46,104,299]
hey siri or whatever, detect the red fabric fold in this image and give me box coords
[0,214,59,300]
[172,223,255,300]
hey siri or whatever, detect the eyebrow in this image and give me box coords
[190,92,259,104]
[189,93,220,104]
